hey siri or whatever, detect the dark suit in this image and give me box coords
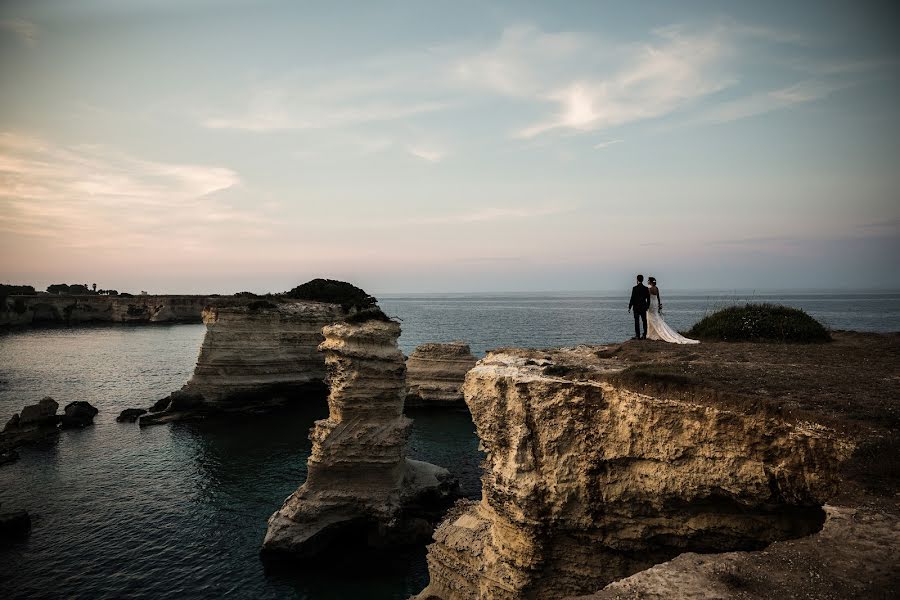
[628,283,651,338]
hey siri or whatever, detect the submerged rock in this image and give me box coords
[0,449,19,466]
[0,510,31,543]
[262,320,457,559]
[116,408,147,423]
[405,342,477,407]
[60,401,98,429]
[415,347,849,600]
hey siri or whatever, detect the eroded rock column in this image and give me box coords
[262,319,456,558]
[415,349,848,600]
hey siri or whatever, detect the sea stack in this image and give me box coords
[262,318,457,558]
[140,300,345,424]
[405,342,477,407]
[415,347,848,600]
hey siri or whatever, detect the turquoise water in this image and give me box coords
[2,292,898,599]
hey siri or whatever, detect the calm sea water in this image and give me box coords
[1,291,898,599]
[381,291,900,355]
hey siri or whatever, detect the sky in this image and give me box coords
[1,0,898,294]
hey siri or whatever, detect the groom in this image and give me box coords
[628,274,651,340]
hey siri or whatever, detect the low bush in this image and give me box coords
[686,303,830,343]
[282,278,378,312]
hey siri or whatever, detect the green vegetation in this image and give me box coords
[1,284,36,311]
[282,278,378,312]
[247,300,277,311]
[686,303,830,343]
[343,307,394,324]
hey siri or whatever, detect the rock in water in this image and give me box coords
[414,347,848,600]
[3,413,20,432]
[60,401,99,429]
[18,397,59,427]
[116,408,147,423]
[261,320,457,559]
[0,510,32,543]
[405,342,477,407]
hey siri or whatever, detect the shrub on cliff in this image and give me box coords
[686,303,830,343]
[282,278,377,312]
[343,307,394,324]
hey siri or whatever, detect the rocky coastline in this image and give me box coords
[0,294,219,327]
[414,345,849,599]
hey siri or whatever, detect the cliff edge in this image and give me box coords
[415,346,850,600]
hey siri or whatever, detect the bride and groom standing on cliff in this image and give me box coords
[628,274,699,344]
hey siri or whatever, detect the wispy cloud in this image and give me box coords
[0,132,268,251]
[202,57,452,132]
[512,26,733,138]
[407,145,445,163]
[593,139,622,150]
[0,18,37,46]
[692,79,848,124]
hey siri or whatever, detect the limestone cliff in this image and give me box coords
[405,342,478,407]
[0,295,214,326]
[140,301,344,423]
[415,347,848,600]
[262,319,456,558]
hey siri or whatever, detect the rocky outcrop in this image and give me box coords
[415,347,848,600]
[139,301,346,425]
[116,408,147,423]
[18,397,59,427]
[60,401,99,429]
[0,510,32,544]
[262,320,457,559]
[1,397,63,455]
[0,295,216,327]
[406,342,477,407]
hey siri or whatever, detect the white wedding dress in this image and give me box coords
[646,294,699,344]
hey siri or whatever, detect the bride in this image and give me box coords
[646,277,699,344]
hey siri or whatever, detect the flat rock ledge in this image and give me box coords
[261,320,457,560]
[414,347,849,600]
[406,342,478,408]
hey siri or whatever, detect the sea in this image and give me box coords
[1,291,898,600]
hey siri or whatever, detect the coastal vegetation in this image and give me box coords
[686,303,831,343]
[282,278,378,312]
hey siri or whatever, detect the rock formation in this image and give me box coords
[405,342,477,407]
[1,397,98,456]
[0,294,216,327]
[60,401,99,429]
[415,347,848,600]
[139,300,346,425]
[262,319,457,558]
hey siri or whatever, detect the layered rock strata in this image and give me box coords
[140,301,345,424]
[262,320,456,558]
[405,342,477,407]
[0,295,215,327]
[415,347,848,600]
